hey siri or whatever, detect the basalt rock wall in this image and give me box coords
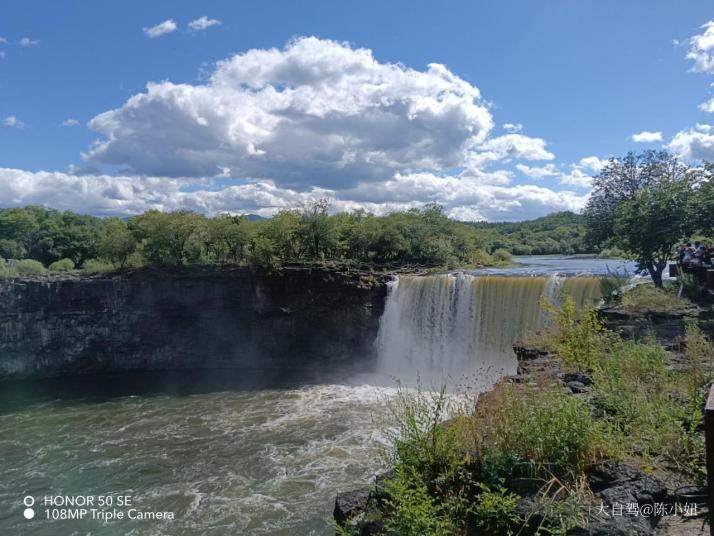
[0,267,388,380]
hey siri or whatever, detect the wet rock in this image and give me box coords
[333,489,370,526]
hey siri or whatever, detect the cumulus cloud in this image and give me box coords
[0,168,588,222]
[19,37,39,47]
[503,122,523,133]
[687,20,714,74]
[188,16,221,31]
[559,169,593,189]
[2,116,23,128]
[143,19,177,38]
[515,163,558,179]
[700,98,714,113]
[631,131,663,143]
[578,156,607,172]
[62,118,80,127]
[84,37,499,189]
[669,124,714,161]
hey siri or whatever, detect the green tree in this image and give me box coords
[613,177,695,287]
[583,151,691,248]
[296,199,336,260]
[99,218,137,268]
[130,210,203,266]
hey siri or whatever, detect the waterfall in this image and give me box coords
[375,274,601,389]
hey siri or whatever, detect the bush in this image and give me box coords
[492,248,512,263]
[599,268,630,306]
[477,386,614,480]
[48,258,75,272]
[597,247,626,259]
[82,258,115,274]
[14,259,47,275]
[620,283,689,313]
[0,260,16,278]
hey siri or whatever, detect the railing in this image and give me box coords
[705,384,714,534]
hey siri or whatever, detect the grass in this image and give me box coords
[342,292,713,535]
[620,283,691,314]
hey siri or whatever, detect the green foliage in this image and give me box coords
[620,283,690,314]
[491,248,512,263]
[543,296,605,372]
[583,150,704,287]
[129,210,204,266]
[479,386,614,480]
[471,482,521,535]
[99,218,137,268]
[82,258,115,274]
[599,269,629,306]
[14,259,47,275]
[596,246,626,259]
[383,467,459,536]
[48,258,75,271]
[472,211,588,255]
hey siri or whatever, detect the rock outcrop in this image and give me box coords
[0,266,388,380]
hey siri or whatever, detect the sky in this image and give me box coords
[1,0,714,221]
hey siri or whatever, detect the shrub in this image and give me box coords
[477,386,614,480]
[492,248,512,263]
[14,259,47,275]
[0,260,16,278]
[620,283,689,314]
[599,268,630,306]
[82,258,115,274]
[48,258,75,272]
[469,249,494,266]
[383,467,458,536]
[471,482,521,535]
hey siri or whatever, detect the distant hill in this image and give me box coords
[471,211,589,255]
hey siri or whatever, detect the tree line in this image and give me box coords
[0,202,516,272]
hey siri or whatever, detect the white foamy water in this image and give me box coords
[0,384,396,535]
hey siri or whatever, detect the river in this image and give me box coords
[0,256,634,535]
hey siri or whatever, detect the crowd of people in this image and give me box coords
[676,241,714,267]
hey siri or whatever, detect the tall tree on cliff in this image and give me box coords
[583,150,700,287]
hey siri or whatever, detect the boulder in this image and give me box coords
[333,489,370,526]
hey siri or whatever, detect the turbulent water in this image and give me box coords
[0,382,395,535]
[0,257,611,535]
[375,274,601,387]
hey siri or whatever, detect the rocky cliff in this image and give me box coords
[0,267,388,380]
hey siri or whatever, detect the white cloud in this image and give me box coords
[19,37,39,47]
[188,16,221,31]
[0,37,7,44]
[503,122,523,133]
[700,98,714,113]
[85,37,496,189]
[143,19,177,39]
[515,163,558,179]
[669,125,714,161]
[62,118,80,127]
[559,168,593,189]
[578,156,607,172]
[2,115,23,128]
[471,134,554,166]
[0,168,588,222]
[631,131,663,143]
[687,20,714,74]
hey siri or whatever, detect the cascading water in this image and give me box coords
[375,273,601,389]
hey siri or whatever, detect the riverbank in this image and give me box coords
[333,285,714,535]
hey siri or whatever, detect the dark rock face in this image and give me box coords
[598,306,714,346]
[333,489,370,526]
[0,267,388,380]
[581,461,668,535]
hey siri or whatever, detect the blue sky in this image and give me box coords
[1,1,714,220]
